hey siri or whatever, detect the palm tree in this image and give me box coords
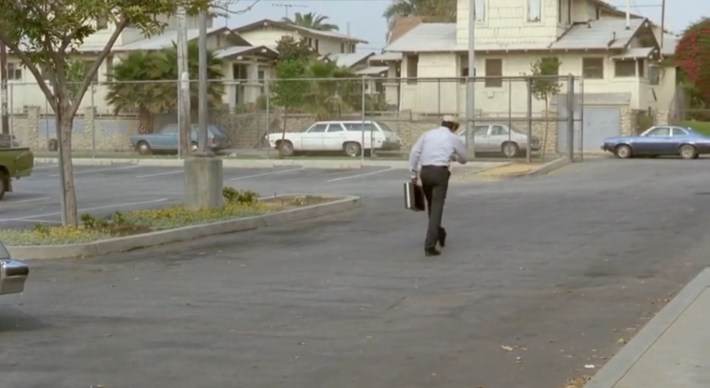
[105,43,224,133]
[283,12,340,31]
[383,0,456,28]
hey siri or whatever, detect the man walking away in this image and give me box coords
[408,115,469,256]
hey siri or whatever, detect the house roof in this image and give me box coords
[356,66,389,76]
[116,27,249,51]
[232,19,368,44]
[611,47,656,60]
[385,18,655,53]
[214,45,279,60]
[549,18,648,50]
[388,16,424,44]
[324,52,374,68]
[369,52,403,62]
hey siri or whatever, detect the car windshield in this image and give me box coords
[0,241,9,259]
[376,121,395,132]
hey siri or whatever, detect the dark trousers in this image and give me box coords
[420,165,450,249]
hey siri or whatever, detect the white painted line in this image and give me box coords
[0,198,170,222]
[228,167,305,182]
[32,164,59,171]
[49,164,140,177]
[7,196,52,204]
[136,170,183,179]
[327,167,394,183]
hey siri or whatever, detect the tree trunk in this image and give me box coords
[138,109,153,134]
[541,98,550,160]
[56,104,79,226]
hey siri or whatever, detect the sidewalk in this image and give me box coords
[585,267,710,388]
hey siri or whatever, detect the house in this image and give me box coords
[381,0,682,152]
[231,19,368,57]
[3,13,281,115]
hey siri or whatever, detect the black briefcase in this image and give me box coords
[404,181,426,211]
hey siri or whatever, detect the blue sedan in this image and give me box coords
[601,125,710,159]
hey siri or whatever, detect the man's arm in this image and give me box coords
[408,134,425,178]
[451,135,469,164]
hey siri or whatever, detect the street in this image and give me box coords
[1,158,710,387]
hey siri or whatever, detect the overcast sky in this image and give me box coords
[221,0,709,53]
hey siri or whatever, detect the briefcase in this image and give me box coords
[404,181,426,211]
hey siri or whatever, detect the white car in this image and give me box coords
[458,123,541,157]
[267,120,403,157]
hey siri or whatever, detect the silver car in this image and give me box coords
[458,123,541,157]
[1,242,29,296]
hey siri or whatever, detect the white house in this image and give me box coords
[380,0,682,151]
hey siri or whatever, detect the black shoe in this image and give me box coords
[438,229,447,248]
[425,247,441,257]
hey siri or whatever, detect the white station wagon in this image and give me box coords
[267,120,403,157]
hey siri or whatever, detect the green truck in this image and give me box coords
[0,138,34,200]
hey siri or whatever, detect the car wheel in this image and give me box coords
[278,140,294,156]
[136,141,152,155]
[343,142,362,157]
[0,170,8,200]
[679,144,698,160]
[502,142,519,158]
[614,144,632,159]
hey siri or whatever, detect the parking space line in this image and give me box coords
[0,198,170,222]
[327,167,394,183]
[136,170,183,179]
[5,196,52,204]
[228,167,305,182]
[50,165,140,177]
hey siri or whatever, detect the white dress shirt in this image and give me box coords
[408,126,469,175]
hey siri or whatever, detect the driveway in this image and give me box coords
[2,158,710,387]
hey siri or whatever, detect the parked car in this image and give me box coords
[601,125,710,159]
[266,120,403,157]
[130,124,231,155]
[0,146,34,200]
[457,123,542,157]
[1,241,29,296]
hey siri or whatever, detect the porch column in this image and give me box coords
[224,63,236,109]
[244,61,261,105]
[383,62,400,107]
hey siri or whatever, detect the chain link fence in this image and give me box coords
[4,75,586,162]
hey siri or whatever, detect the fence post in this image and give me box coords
[567,74,575,162]
[265,78,270,158]
[579,76,585,162]
[91,83,96,159]
[526,77,533,163]
[360,77,366,161]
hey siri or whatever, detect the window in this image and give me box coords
[308,123,328,133]
[528,0,542,22]
[340,43,345,53]
[159,125,179,135]
[96,17,108,30]
[459,55,473,84]
[376,121,395,132]
[638,59,645,78]
[6,63,22,80]
[582,58,604,79]
[326,124,344,132]
[491,125,509,135]
[485,59,502,88]
[646,127,670,137]
[672,127,689,137]
[614,60,636,77]
[475,0,486,21]
[406,54,418,85]
[649,65,660,85]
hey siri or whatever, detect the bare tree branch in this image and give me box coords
[211,0,260,16]
[0,31,58,111]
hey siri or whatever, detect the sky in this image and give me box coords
[220,0,710,53]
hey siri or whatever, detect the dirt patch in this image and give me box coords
[478,163,543,178]
[563,375,592,388]
[259,195,332,211]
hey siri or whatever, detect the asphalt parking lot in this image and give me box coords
[2,158,710,387]
[1,162,448,228]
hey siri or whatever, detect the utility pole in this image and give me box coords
[176,5,191,158]
[660,0,666,53]
[184,9,223,210]
[0,40,9,136]
[466,0,476,158]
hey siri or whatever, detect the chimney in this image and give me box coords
[625,0,631,30]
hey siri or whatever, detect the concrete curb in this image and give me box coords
[585,267,710,388]
[6,195,361,260]
[524,156,571,177]
[34,157,507,172]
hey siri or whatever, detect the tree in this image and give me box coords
[272,60,307,156]
[383,0,456,28]
[301,59,357,120]
[676,17,710,110]
[275,36,316,63]
[106,43,225,134]
[529,57,562,159]
[282,12,339,31]
[0,0,212,226]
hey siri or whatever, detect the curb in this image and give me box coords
[34,157,508,171]
[585,267,710,388]
[524,156,571,178]
[6,195,361,260]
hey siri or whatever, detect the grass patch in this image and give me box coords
[682,120,710,136]
[0,190,331,246]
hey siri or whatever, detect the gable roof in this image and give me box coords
[214,45,279,60]
[232,19,367,44]
[385,18,657,54]
[388,16,424,44]
[116,27,249,51]
[323,52,374,68]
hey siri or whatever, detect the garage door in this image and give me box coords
[558,107,621,153]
